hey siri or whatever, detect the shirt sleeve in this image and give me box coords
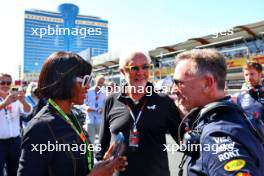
[19,101,33,116]
[201,132,262,176]
[17,120,54,176]
[98,91,106,109]
[166,96,181,143]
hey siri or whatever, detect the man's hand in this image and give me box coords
[17,91,31,113]
[87,107,94,112]
[17,91,26,103]
[0,94,17,110]
[3,94,17,106]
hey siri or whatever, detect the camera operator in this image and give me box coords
[0,73,32,176]
[235,62,264,121]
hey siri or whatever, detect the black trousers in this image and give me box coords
[0,136,21,176]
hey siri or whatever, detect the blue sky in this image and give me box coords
[1,0,264,79]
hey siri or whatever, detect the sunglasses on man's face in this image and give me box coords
[75,75,93,87]
[0,81,12,86]
[173,76,202,87]
[173,79,184,86]
[125,64,151,72]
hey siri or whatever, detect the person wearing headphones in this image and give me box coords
[171,49,264,176]
[234,62,264,121]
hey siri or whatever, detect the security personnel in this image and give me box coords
[171,49,264,176]
[234,62,264,121]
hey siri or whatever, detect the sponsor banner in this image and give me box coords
[226,58,247,68]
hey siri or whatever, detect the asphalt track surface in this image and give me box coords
[166,134,187,176]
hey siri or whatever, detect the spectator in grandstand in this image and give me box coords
[234,62,264,121]
[96,50,181,176]
[17,51,127,176]
[83,75,106,144]
[0,73,32,176]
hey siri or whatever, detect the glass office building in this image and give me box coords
[24,3,108,80]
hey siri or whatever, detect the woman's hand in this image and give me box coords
[103,143,125,160]
[88,142,127,176]
[88,156,128,176]
[103,143,115,160]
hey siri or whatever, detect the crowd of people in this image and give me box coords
[0,49,264,176]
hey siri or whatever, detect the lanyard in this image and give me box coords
[48,99,93,171]
[95,89,99,108]
[95,89,99,100]
[125,100,147,131]
[0,97,11,117]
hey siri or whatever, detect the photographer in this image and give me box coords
[0,73,32,176]
[235,62,264,121]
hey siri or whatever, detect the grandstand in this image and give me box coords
[92,20,264,89]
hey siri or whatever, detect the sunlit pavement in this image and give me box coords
[166,134,187,176]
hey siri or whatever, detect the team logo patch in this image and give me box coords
[235,172,250,176]
[224,159,246,171]
[147,105,156,110]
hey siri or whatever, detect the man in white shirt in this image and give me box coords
[0,73,32,176]
[83,75,106,144]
